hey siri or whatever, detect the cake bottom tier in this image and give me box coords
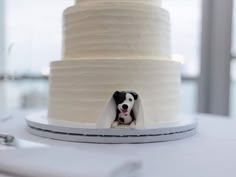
[48,59,181,126]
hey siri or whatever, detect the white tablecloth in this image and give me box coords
[1,111,236,177]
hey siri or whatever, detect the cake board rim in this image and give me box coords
[25,111,197,144]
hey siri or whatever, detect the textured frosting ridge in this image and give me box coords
[63,0,170,59]
[75,0,162,5]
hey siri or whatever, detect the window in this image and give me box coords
[0,0,202,113]
[0,0,74,111]
[232,1,236,57]
[230,0,236,117]
[4,0,74,74]
[163,0,202,113]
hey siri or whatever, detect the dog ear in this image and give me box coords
[130,92,138,100]
[113,91,120,101]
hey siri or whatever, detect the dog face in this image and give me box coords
[113,91,138,114]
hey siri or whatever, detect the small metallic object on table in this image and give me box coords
[0,133,48,149]
[0,133,15,146]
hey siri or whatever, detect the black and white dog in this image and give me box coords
[112,91,138,127]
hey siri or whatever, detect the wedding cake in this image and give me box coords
[48,0,181,128]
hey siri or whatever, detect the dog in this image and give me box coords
[112,91,138,128]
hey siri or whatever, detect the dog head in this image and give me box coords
[113,91,138,115]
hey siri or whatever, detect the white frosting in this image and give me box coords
[48,59,181,126]
[63,0,170,59]
[48,0,181,127]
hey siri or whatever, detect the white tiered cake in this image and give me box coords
[48,0,181,128]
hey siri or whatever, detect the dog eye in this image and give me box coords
[129,98,133,102]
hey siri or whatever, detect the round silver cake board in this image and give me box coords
[25,111,197,144]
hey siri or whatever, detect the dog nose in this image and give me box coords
[122,104,128,110]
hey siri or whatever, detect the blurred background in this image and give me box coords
[0,0,235,117]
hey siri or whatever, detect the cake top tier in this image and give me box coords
[62,0,170,60]
[75,0,162,6]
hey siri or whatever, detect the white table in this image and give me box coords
[1,111,236,177]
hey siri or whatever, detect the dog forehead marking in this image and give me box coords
[126,93,134,101]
